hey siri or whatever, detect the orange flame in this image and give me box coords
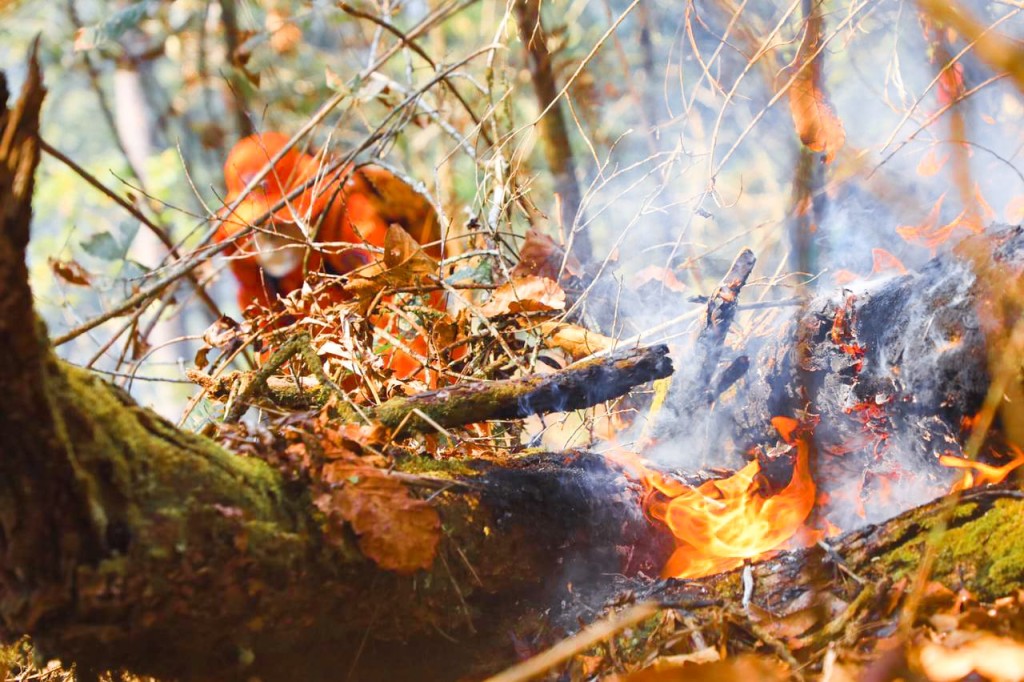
[941,446,1024,491]
[645,418,816,579]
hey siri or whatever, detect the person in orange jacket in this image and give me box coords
[213,131,446,381]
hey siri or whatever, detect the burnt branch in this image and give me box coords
[251,343,675,436]
[678,248,756,412]
[371,344,674,435]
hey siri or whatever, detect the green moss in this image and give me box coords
[395,454,473,477]
[880,498,1024,601]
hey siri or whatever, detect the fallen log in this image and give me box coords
[495,484,1024,680]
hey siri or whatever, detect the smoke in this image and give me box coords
[559,0,1023,534]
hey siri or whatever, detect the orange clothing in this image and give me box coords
[214,132,445,381]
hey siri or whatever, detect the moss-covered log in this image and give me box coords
[0,50,668,682]
[604,485,1024,673]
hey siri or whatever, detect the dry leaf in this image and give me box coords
[48,257,92,286]
[537,321,615,359]
[787,8,846,163]
[632,265,687,293]
[342,224,438,311]
[512,228,581,280]
[479,276,566,317]
[355,165,440,248]
[194,315,243,369]
[383,223,437,275]
[917,634,1024,682]
[316,468,440,575]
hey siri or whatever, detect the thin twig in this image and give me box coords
[482,601,661,682]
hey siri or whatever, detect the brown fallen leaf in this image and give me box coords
[316,466,440,575]
[194,315,244,369]
[512,228,581,281]
[343,224,439,311]
[480,275,566,317]
[48,257,92,286]
[537,321,615,359]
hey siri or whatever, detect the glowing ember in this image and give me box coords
[644,417,816,579]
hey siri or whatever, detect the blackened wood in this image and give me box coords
[371,344,674,435]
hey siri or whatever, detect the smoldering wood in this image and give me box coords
[649,226,1023,506]
[617,485,1024,673]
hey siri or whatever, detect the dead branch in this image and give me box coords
[251,342,674,436]
[369,344,674,435]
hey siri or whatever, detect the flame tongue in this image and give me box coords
[647,420,816,579]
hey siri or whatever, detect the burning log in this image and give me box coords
[498,485,1024,680]
[644,226,1024,573]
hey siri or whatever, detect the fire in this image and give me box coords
[644,418,816,579]
[941,446,1024,491]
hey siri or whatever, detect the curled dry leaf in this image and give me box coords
[343,225,438,311]
[787,7,846,163]
[537,321,615,359]
[48,257,92,286]
[479,275,566,317]
[315,467,441,575]
[194,315,244,370]
[512,228,582,280]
